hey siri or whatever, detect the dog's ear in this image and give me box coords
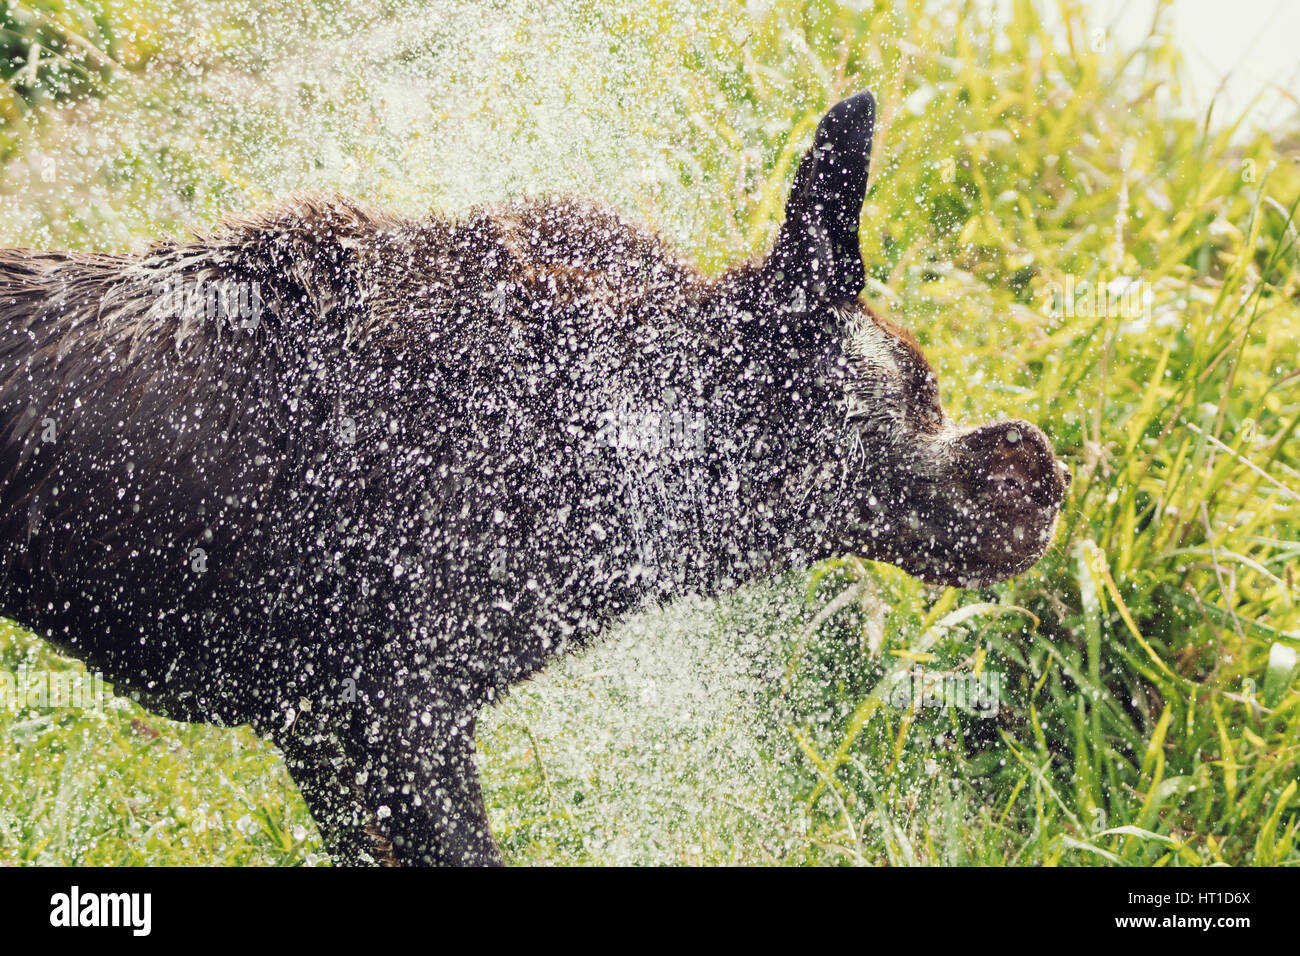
[767,90,875,304]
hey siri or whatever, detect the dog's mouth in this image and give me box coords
[971,503,1061,582]
[863,483,1065,589]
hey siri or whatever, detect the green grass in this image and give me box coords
[1,0,1298,865]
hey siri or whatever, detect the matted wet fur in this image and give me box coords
[0,91,1068,865]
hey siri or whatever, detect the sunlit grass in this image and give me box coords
[0,0,1297,865]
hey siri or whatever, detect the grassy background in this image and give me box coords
[1,0,1298,865]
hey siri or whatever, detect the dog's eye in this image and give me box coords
[919,406,945,429]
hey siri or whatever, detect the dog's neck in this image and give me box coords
[580,279,846,602]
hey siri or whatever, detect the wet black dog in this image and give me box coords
[0,91,1068,864]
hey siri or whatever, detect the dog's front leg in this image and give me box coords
[341,670,502,867]
[276,727,400,866]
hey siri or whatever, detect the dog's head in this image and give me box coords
[733,91,1070,587]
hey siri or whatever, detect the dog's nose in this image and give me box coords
[961,420,1065,508]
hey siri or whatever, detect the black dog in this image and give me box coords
[0,91,1069,865]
